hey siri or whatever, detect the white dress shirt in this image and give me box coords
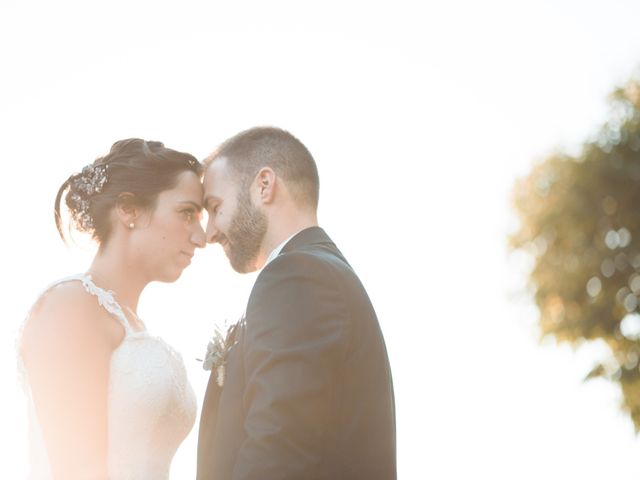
[264,231,301,267]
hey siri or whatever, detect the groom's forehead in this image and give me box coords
[205,158,230,184]
[204,158,238,197]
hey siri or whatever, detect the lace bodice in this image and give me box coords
[19,274,197,480]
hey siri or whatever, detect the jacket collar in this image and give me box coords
[280,226,334,254]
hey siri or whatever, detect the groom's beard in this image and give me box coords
[226,189,268,273]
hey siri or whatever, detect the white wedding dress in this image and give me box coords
[18,274,197,480]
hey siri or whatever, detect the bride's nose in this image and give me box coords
[191,222,206,248]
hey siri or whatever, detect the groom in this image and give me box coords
[197,127,396,479]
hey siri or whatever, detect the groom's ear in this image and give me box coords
[254,167,276,204]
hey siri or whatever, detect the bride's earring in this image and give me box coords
[128,223,135,229]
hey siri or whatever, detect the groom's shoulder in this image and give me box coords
[246,250,348,321]
[252,247,345,293]
[262,248,335,279]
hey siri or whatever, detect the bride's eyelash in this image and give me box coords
[181,208,198,221]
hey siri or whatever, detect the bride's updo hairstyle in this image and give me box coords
[54,138,201,245]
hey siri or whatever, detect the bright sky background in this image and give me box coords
[3,0,640,478]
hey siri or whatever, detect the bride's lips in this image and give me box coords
[180,251,194,263]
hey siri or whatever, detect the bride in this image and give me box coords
[18,138,205,479]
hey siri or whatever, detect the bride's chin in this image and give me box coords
[157,268,184,284]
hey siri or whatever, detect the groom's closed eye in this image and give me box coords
[203,192,222,210]
[205,200,221,216]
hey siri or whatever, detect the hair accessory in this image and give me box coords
[68,164,109,231]
[75,164,109,196]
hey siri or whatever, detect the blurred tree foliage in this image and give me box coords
[511,77,640,431]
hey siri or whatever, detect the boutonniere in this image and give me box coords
[198,322,239,387]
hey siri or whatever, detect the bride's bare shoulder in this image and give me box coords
[21,279,121,360]
[29,279,96,320]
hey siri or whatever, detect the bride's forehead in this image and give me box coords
[157,173,203,202]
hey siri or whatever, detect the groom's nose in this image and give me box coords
[205,216,220,244]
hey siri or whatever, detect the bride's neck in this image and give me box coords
[88,247,148,313]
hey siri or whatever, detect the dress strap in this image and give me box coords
[36,273,134,335]
[80,274,134,335]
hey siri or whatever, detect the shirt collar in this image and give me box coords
[264,230,301,266]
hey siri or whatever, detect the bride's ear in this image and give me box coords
[115,192,141,229]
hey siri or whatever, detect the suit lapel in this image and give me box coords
[198,369,222,465]
[197,319,243,475]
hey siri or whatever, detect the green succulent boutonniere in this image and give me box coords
[198,322,239,387]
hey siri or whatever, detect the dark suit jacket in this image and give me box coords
[197,227,396,479]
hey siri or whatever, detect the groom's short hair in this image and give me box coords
[206,127,320,210]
